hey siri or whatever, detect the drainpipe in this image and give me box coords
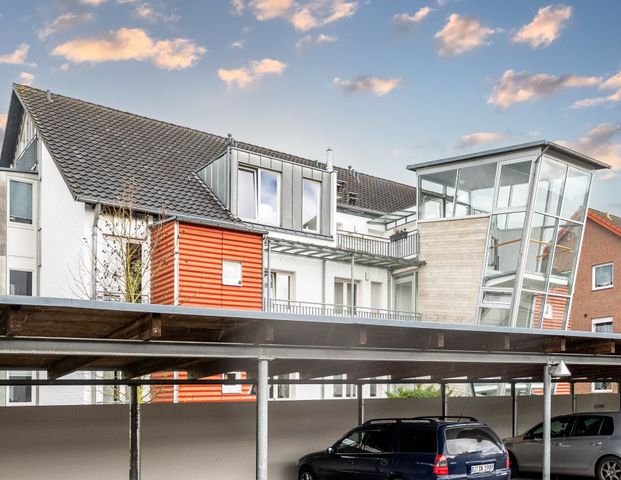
[91,203,102,300]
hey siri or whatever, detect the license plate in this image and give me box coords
[470,463,494,474]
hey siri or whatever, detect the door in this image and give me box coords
[516,416,574,472]
[334,280,358,315]
[561,415,612,475]
[322,430,361,480]
[355,429,395,479]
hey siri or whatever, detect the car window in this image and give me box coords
[530,416,574,439]
[362,430,394,454]
[601,417,615,436]
[336,431,364,454]
[399,428,437,453]
[572,416,604,437]
[445,427,503,455]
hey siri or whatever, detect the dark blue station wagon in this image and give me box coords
[297,416,511,480]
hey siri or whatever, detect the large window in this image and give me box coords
[237,168,281,226]
[496,161,531,210]
[302,179,321,232]
[455,163,496,216]
[483,213,526,288]
[394,275,414,312]
[8,371,33,404]
[9,270,32,296]
[593,263,613,290]
[9,180,33,225]
[419,170,457,219]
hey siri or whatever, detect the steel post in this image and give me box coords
[357,383,364,425]
[511,382,517,437]
[543,364,551,480]
[256,357,269,480]
[129,384,141,480]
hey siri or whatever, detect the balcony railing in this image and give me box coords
[96,290,149,304]
[337,230,418,258]
[268,299,420,321]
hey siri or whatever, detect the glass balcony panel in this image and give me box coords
[535,157,568,215]
[455,163,497,215]
[523,213,557,291]
[482,291,512,305]
[479,307,511,327]
[516,291,546,328]
[540,295,569,330]
[483,213,526,288]
[550,220,582,293]
[496,161,532,210]
[419,170,457,219]
[560,167,590,222]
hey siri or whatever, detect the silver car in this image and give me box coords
[504,412,621,480]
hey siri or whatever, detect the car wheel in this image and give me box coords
[598,456,621,480]
[509,452,520,476]
[299,467,317,480]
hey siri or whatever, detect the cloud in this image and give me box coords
[134,3,179,23]
[38,12,95,41]
[52,28,206,70]
[513,4,572,48]
[459,132,508,149]
[248,0,357,31]
[80,0,107,4]
[295,33,337,53]
[487,69,602,109]
[572,70,621,108]
[54,63,70,73]
[19,72,35,86]
[230,40,245,49]
[0,43,34,66]
[558,124,621,173]
[231,0,246,15]
[393,7,433,32]
[0,113,7,150]
[435,14,498,56]
[218,58,286,89]
[333,75,403,96]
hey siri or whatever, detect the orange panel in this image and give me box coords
[150,222,176,305]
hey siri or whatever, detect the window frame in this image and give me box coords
[8,269,33,296]
[592,263,614,291]
[6,370,35,406]
[592,318,614,392]
[222,260,243,287]
[237,167,282,227]
[8,179,34,227]
[302,178,321,233]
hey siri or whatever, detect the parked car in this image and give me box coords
[504,412,621,480]
[297,416,511,480]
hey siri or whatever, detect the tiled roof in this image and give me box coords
[4,85,416,219]
[589,208,621,237]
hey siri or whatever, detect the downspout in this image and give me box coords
[91,203,101,300]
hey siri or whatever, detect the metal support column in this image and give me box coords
[543,364,552,480]
[440,382,447,417]
[357,383,365,425]
[511,383,518,437]
[129,384,140,480]
[350,254,355,317]
[570,382,576,413]
[618,382,621,411]
[256,357,269,480]
[266,239,272,310]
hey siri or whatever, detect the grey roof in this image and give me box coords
[407,140,611,172]
[590,208,621,234]
[1,85,417,220]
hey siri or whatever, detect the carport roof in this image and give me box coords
[1,295,620,383]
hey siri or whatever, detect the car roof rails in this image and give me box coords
[412,416,479,423]
[362,418,435,426]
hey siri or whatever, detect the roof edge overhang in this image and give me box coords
[407,141,611,172]
[588,210,621,238]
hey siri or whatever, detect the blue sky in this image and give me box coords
[0,0,619,213]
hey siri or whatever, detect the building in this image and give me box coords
[0,84,609,405]
[570,209,621,394]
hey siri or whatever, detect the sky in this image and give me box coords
[0,0,619,214]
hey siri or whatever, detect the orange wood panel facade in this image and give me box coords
[150,221,263,403]
[149,222,176,305]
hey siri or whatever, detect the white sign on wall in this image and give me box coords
[222,260,242,286]
[222,372,243,394]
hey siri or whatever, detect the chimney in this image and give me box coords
[46,90,53,102]
[227,133,236,147]
[326,148,333,172]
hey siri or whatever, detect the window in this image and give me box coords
[222,260,242,286]
[496,161,531,210]
[8,371,33,404]
[333,374,356,398]
[335,431,364,454]
[270,374,292,399]
[9,270,32,296]
[362,430,394,453]
[237,168,281,226]
[419,170,457,220]
[334,280,358,314]
[125,243,143,303]
[270,271,293,302]
[483,213,526,288]
[535,157,567,216]
[302,179,321,232]
[394,276,413,312]
[455,163,496,215]
[593,318,614,391]
[444,427,503,455]
[528,416,574,439]
[593,263,613,290]
[572,416,604,437]
[222,372,243,394]
[543,302,553,319]
[560,167,590,222]
[9,180,33,224]
[398,429,437,453]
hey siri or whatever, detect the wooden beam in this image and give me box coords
[48,356,101,380]
[565,340,615,355]
[187,359,257,379]
[0,307,25,336]
[123,358,201,379]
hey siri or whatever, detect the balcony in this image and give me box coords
[268,299,420,321]
[336,230,418,259]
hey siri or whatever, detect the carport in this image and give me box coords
[1,295,621,480]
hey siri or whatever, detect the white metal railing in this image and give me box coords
[336,230,418,258]
[96,290,150,304]
[268,299,420,321]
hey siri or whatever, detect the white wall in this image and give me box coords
[38,144,91,299]
[0,394,618,480]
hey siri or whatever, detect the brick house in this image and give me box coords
[570,209,621,393]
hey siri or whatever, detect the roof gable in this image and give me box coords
[589,209,621,238]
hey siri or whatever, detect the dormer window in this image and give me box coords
[303,179,321,232]
[237,168,281,226]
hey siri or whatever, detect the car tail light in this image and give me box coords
[434,454,449,476]
[505,453,510,469]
